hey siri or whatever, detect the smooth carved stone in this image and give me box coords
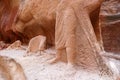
[0,0,20,43]
[0,0,119,79]
[26,35,46,55]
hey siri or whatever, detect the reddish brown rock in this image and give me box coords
[0,0,28,43]
[101,20,120,53]
[100,0,120,53]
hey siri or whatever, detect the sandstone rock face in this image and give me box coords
[101,21,120,53]
[100,0,120,53]
[0,0,21,43]
[101,0,120,15]
[0,0,118,79]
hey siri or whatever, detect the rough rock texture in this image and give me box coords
[0,0,119,79]
[0,56,26,80]
[0,0,23,43]
[100,0,120,53]
[26,35,46,55]
[101,0,120,15]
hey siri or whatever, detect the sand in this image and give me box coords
[0,47,119,80]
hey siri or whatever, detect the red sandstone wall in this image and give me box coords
[100,0,120,53]
[0,0,28,43]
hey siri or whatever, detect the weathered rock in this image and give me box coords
[0,0,119,79]
[26,35,46,55]
[0,0,22,43]
[6,40,22,50]
[100,0,120,53]
[101,20,120,53]
[0,56,26,80]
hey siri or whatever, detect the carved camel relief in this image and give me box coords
[12,0,104,67]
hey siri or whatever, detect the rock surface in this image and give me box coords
[0,0,120,80]
[100,0,120,53]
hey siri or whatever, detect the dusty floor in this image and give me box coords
[0,47,119,80]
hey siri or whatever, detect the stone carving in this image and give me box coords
[12,0,104,68]
[0,0,119,79]
[0,56,26,80]
[6,40,22,50]
[26,35,46,56]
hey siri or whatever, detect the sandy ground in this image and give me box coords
[0,47,119,80]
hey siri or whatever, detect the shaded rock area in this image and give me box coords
[100,0,120,53]
[101,21,120,53]
[0,0,30,44]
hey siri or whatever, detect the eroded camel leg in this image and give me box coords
[23,48,31,57]
[65,34,76,67]
[49,49,64,64]
[66,47,76,67]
